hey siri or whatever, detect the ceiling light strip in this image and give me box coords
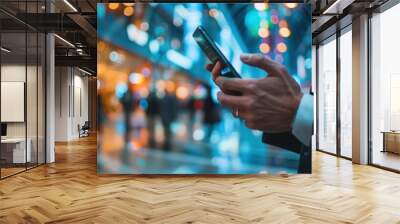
[54,34,75,48]
[1,47,11,53]
[63,0,78,12]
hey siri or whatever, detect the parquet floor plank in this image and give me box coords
[0,135,400,223]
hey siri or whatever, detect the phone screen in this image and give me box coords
[193,26,241,79]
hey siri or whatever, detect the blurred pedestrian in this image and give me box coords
[159,89,178,150]
[146,89,159,148]
[203,85,221,142]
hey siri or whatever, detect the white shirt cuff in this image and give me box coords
[292,93,314,146]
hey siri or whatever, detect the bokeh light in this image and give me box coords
[123,6,134,17]
[259,43,271,54]
[279,27,291,38]
[209,8,219,18]
[108,3,119,10]
[254,3,268,11]
[285,3,298,9]
[129,72,145,85]
[258,27,270,38]
[271,15,279,24]
[276,42,287,53]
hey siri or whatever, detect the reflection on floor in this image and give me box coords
[0,162,43,178]
[373,151,400,171]
[99,106,302,174]
[99,138,299,174]
[0,167,25,178]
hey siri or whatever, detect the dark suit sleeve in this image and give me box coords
[262,131,303,153]
[262,132,312,173]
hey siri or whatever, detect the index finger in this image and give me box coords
[217,91,249,109]
[211,61,222,81]
[215,77,255,94]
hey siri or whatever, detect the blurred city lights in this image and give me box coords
[138,88,149,98]
[140,22,149,31]
[108,3,119,10]
[276,42,287,53]
[260,20,269,28]
[166,49,193,69]
[139,99,148,110]
[285,3,298,9]
[254,3,268,11]
[297,56,306,78]
[123,6,134,17]
[271,15,279,24]
[171,38,181,49]
[259,43,271,54]
[109,51,124,63]
[279,27,291,37]
[115,82,128,98]
[123,3,135,6]
[258,27,270,38]
[129,72,145,84]
[173,18,183,27]
[193,129,205,141]
[176,86,190,100]
[305,58,312,69]
[149,39,160,53]
[275,54,284,63]
[141,67,151,76]
[166,80,176,92]
[209,8,219,18]
[193,85,207,99]
[127,24,148,46]
[279,20,288,27]
[98,3,106,18]
[175,4,190,18]
[156,80,165,91]
[245,10,261,36]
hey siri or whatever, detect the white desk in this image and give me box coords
[1,138,31,163]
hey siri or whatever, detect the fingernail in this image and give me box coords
[215,77,222,86]
[240,54,251,61]
[217,91,222,100]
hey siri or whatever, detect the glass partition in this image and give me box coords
[371,3,400,171]
[339,29,352,158]
[0,0,46,179]
[317,36,337,154]
[1,29,28,177]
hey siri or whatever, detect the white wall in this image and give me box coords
[1,64,46,164]
[54,67,89,141]
[1,65,38,138]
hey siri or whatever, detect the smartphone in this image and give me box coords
[193,26,242,80]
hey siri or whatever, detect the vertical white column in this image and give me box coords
[46,1,55,163]
[352,14,369,164]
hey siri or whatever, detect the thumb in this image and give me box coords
[241,53,300,97]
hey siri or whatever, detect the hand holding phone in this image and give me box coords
[193,26,242,95]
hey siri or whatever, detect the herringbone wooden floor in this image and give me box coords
[1,135,400,224]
